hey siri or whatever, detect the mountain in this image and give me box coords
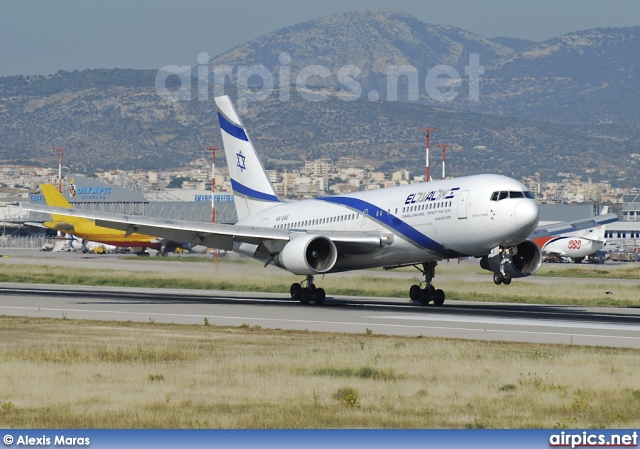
[208,8,515,97]
[488,37,538,52]
[0,8,639,186]
[477,27,640,126]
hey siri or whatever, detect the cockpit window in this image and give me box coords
[491,190,534,201]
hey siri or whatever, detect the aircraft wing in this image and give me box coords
[20,203,391,255]
[529,213,618,239]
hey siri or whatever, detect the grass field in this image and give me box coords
[1,316,639,429]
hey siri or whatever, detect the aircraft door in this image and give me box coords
[458,190,469,219]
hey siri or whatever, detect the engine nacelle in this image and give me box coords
[480,239,542,279]
[274,234,338,275]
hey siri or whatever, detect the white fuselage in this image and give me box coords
[537,236,605,259]
[236,174,540,272]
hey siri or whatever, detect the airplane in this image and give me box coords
[39,184,182,256]
[21,95,542,306]
[529,212,617,264]
[533,234,605,263]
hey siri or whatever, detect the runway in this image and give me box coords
[1,282,640,348]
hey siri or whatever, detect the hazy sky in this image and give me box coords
[1,0,639,77]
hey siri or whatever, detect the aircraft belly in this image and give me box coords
[331,240,434,272]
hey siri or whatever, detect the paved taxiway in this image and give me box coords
[1,282,639,349]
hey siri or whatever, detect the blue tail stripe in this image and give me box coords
[231,179,279,202]
[318,196,465,258]
[218,112,249,142]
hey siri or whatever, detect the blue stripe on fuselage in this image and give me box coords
[231,179,280,202]
[318,196,465,258]
[218,112,249,142]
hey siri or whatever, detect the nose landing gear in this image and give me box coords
[492,246,512,285]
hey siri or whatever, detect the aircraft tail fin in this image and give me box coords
[215,96,282,221]
[41,184,91,224]
[591,225,606,241]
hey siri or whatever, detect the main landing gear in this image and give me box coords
[290,275,326,305]
[409,261,445,306]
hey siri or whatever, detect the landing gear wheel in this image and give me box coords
[409,284,421,302]
[502,273,512,285]
[314,288,326,305]
[412,261,447,307]
[300,288,312,304]
[493,272,504,285]
[290,283,302,300]
[419,288,432,305]
[433,289,445,306]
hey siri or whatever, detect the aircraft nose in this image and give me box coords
[514,200,540,230]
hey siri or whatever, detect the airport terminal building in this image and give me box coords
[27,175,237,225]
[603,194,640,253]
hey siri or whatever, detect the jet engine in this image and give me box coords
[274,234,338,275]
[480,240,542,284]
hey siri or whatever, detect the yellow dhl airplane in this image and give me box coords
[40,184,183,255]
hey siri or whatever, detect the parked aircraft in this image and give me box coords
[533,235,605,263]
[39,184,178,256]
[22,96,542,305]
[530,213,618,263]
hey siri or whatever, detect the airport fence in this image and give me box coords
[0,235,53,250]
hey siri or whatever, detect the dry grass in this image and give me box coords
[537,264,640,279]
[0,316,639,428]
[439,277,640,306]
